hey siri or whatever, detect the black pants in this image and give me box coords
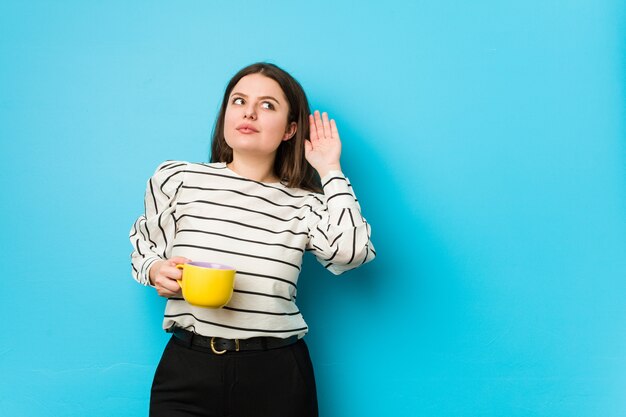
[150,335,318,417]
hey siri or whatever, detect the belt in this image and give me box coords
[171,327,299,355]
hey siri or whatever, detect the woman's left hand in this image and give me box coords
[305,110,342,177]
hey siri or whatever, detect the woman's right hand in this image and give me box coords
[149,256,191,298]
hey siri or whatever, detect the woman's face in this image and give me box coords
[224,73,296,159]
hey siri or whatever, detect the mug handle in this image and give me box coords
[175,264,185,286]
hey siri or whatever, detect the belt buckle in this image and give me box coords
[210,337,240,355]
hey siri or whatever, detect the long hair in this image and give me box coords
[210,63,322,193]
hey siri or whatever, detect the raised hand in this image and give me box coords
[304,110,342,177]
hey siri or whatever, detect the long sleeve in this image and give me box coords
[129,161,187,285]
[306,170,376,275]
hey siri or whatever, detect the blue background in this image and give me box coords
[1,1,625,416]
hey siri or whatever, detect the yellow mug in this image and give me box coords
[175,261,236,308]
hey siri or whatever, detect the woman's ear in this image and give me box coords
[283,122,297,141]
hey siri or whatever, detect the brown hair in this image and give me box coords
[210,62,322,193]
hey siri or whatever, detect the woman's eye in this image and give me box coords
[261,101,275,110]
[232,97,244,105]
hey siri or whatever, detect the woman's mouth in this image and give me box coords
[236,124,259,134]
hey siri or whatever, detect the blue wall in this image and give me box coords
[1,1,624,416]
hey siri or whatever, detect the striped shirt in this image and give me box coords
[129,161,376,339]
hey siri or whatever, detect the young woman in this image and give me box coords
[130,62,376,417]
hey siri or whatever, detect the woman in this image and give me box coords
[130,62,376,417]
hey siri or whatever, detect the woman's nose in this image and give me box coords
[244,105,257,119]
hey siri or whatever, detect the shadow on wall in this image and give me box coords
[295,116,468,414]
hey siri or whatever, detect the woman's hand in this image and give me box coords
[149,256,191,298]
[305,110,342,177]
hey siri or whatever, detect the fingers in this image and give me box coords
[153,256,189,298]
[308,114,318,142]
[330,118,340,140]
[313,111,326,140]
[321,112,331,139]
[310,110,336,141]
[162,263,184,280]
[314,111,323,140]
[155,275,181,297]
[169,256,191,266]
